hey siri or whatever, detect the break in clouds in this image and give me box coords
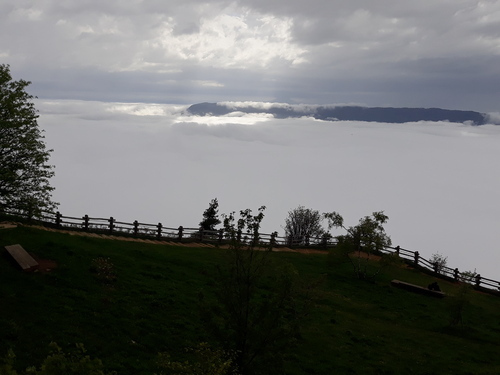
[37,100,500,280]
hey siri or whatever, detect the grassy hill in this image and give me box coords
[1,225,500,374]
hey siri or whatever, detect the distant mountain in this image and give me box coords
[187,102,489,125]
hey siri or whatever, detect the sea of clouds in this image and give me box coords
[36,100,500,280]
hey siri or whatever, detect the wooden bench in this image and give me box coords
[4,244,39,272]
[391,279,445,298]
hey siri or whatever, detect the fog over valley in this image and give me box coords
[37,100,500,280]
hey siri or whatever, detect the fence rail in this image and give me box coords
[2,208,499,295]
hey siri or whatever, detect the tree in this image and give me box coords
[200,206,306,375]
[0,64,57,217]
[199,198,221,231]
[324,211,392,279]
[283,205,325,246]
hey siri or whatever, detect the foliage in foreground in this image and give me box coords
[0,343,114,375]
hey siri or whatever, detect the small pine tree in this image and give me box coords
[199,198,221,231]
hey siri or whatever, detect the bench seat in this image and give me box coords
[391,279,445,298]
[5,244,39,272]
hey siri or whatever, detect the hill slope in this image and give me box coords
[1,226,500,374]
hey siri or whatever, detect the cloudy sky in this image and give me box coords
[2,1,500,279]
[2,0,500,111]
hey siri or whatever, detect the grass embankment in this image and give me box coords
[1,226,500,374]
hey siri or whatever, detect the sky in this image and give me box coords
[2,0,500,111]
[2,1,500,279]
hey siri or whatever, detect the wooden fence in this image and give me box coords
[378,245,500,294]
[2,208,499,295]
[3,209,335,248]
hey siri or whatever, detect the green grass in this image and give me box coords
[1,226,500,374]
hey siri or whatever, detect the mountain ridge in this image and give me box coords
[187,102,490,124]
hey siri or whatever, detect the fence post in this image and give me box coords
[395,245,400,256]
[133,220,139,236]
[433,262,439,274]
[157,223,162,239]
[287,235,293,248]
[252,231,259,247]
[322,234,328,250]
[305,234,310,246]
[475,274,481,288]
[109,217,115,234]
[454,268,459,281]
[199,227,204,242]
[178,226,184,241]
[218,228,224,244]
[237,229,242,243]
[55,211,62,228]
[414,251,419,266]
[270,231,277,248]
[83,215,89,231]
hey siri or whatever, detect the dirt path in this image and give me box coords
[1,222,326,255]
[0,222,18,230]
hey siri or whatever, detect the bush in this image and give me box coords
[156,343,238,375]
[1,343,114,375]
[459,269,478,284]
[429,252,448,274]
[90,257,117,285]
